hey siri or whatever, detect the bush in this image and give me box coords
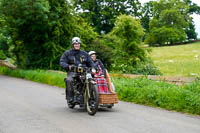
[110,58,162,75]
[0,67,66,88]
[113,77,200,115]
[0,50,6,60]
[86,38,114,70]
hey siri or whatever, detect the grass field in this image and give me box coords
[151,41,200,77]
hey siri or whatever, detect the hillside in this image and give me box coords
[151,42,200,77]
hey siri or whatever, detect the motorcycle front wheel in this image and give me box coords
[86,82,99,116]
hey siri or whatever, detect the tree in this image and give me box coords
[86,38,114,69]
[141,1,154,33]
[145,0,190,46]
[72,0,142,34]
[0,0,97,69]
[0,13,11,58]
[106,15,146,70]
[184,0,200,15]
[183,0,200,40]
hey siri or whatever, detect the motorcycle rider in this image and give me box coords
[60,37,96,103]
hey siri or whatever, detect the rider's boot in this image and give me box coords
[68,89,75,103]
[68,97,74,104]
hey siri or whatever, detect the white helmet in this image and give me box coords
[88,51,96,56]
[72,37,81,44]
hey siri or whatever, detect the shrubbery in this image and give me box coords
[0,67,66,87]
[0,50,6,60]
[110,58,161,75]
[113,77,200,115]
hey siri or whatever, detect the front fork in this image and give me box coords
[84,78,89,105]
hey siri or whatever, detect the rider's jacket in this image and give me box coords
[60,49,95,71]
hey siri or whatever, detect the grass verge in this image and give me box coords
[0,67,66,88]
[0,66,200,115]
[113,77,200,115]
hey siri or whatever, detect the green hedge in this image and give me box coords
[0,66,200,115]
[113,77,200,115]
[0,50,7,60]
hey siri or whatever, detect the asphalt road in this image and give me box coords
[0,75,200,133]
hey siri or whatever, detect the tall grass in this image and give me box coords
[151,42,200,77]
[113,77,200,115]
[0,67,66,88]
[1,67,200,115]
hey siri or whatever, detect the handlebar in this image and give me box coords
[69,66,96,73]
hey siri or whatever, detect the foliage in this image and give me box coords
[0,50,6,60]
[86,38,114,69]
[0,12,13,58]
[0,66,66,87]
[144,0,192,46]
[130,59,162,75]
[141,1,153,33]
[185,21,197,40]
[105,15,151,73]
[0,0,97,69]
[141,0,200,41]
[182,0,200,40]
[184,0,200,15]
[72,0,142,34]
[113,77,200,115]
[145,26,186,46]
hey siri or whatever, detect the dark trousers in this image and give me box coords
[65,72,75,100]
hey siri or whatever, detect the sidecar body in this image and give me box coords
[98,70,118,108]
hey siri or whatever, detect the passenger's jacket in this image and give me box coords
[60,49,95,71]
[93,59,105,76]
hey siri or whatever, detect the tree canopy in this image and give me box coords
[0,0,97,69]
[72,0,142,34]
[145,0,192,46]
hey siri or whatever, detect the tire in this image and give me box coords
[107,104,114,109]
[86,82,99,116]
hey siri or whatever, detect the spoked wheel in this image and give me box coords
[86,82,99,116]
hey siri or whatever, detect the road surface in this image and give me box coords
[0,75,200,133]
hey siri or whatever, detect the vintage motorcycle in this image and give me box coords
[65,66,99,116]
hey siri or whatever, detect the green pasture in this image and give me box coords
[151,42,200,77]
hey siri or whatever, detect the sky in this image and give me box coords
[140,0,200,38]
